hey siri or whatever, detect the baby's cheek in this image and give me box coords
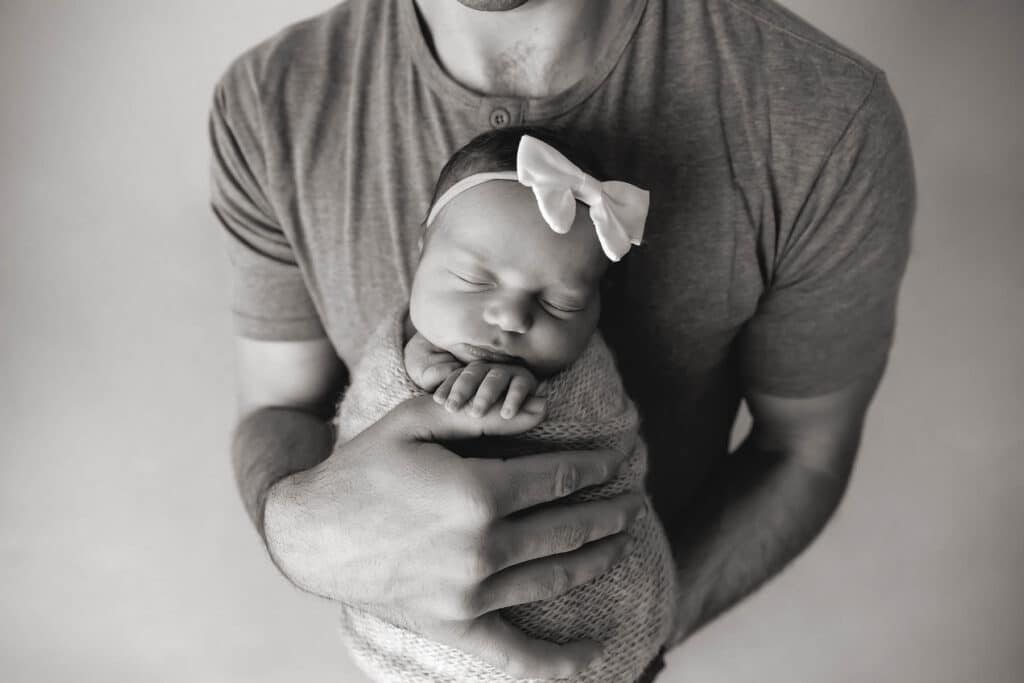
[525,324,573,375]
[416,291,475,349]
[542,318,597,373]
[447,299,483,343]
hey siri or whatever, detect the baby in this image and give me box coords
[334,128,677,682]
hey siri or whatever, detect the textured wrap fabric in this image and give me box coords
[334,307,678,682]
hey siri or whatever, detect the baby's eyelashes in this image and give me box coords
[449,270,493,289]
[539,300,584,319]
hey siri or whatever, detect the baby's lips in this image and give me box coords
[460,342,523,364]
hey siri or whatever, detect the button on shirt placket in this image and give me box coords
[481,101,521,129]
[489,107,511,128]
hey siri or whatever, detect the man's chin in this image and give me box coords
[455,0,530,11]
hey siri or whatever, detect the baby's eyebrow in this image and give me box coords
[552,272,595,296]
[551,285,588,299]
[448,243,491,264]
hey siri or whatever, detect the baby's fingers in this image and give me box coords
[445,363,489,412]
[433,371,460,404]
[419,361,464,391]
[501,374,535,419]
[468,367,512,418]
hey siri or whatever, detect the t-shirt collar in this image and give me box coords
[398,0,650,123]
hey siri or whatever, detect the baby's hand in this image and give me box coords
[404,331,463,392]
[434,361,544,419]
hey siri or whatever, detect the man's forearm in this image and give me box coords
[231,407,335,541]
[666,437,851,645]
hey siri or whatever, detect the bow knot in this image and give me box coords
[516,136,649,261]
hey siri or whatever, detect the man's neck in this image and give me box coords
[412,0,639,98]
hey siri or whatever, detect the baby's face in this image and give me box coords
[410,181,608,377]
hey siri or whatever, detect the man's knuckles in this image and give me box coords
[442,474,500,525]
[552,461,583,498]
[548,520,592,554]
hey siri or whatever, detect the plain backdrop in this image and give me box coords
[1,1,1021,681]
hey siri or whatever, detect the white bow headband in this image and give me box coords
[424,135,649,261]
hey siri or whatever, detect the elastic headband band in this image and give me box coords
[423,136,649,261]
[424,171,518,227]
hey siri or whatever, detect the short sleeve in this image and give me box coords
[738,73,915,396]
[208,61,325,340]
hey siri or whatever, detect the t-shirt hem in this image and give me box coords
[231,313,326,341]
[742,348,890,399]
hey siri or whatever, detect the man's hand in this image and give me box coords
[264,395,643,680]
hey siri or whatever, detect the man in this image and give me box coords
[210,0,914,679]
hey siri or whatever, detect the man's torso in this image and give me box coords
[211,0,893,525]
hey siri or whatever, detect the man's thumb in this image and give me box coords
[395,394,546,443]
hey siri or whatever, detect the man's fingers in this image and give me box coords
[455,612,602,680]
[399,395,546,442]
[478,448,628,516]
[491,494,646,569]
[477,533,633,613]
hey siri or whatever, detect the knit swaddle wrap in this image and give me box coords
[334,308,677,682]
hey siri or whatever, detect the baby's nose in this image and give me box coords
[483,294,533,334]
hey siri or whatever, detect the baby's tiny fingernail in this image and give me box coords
[469,405,483,417]
[500,407,513,419]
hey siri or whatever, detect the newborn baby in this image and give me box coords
[334,129,677,682]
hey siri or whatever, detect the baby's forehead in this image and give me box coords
[432,193,606,286]
[429,181,608,282]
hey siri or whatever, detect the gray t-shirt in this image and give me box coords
[209,0,914,525]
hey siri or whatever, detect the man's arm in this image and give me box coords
[232,336,346,538]
[668,362,884,644]
[663,70,913,644]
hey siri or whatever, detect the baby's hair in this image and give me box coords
[420,126,627,315]
[423,126,608,230]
